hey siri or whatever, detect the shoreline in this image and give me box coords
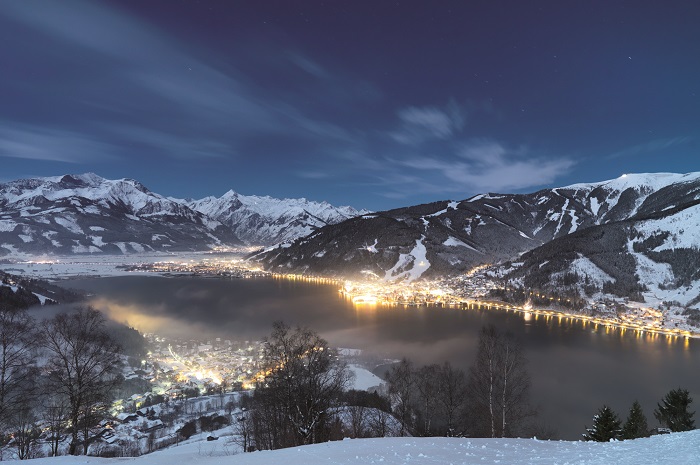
[3,255,697,341]
[341,290,699,341]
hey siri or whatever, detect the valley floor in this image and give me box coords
[23,431,700,465]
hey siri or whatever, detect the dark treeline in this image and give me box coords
[241,322,538,453]
[1,272,83,307]
[584,388,696,441]
[0,304,125,459]
[385,325,536,439]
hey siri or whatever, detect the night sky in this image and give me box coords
[1,1,699,210]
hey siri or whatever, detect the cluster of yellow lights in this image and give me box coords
[190,369,222,385]
[337,276,696,342]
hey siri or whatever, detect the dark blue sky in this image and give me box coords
[1,1,698,210]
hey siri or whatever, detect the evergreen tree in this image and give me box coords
[583,405,622,442]
[622,400,649,439]
[654,388,695,432]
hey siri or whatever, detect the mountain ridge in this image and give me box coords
[185,189,370,246]
[0,173,368,255]
[251,172,700,306]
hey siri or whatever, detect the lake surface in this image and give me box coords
[63,275,700,440]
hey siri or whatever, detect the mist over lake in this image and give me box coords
[63,275,700,440]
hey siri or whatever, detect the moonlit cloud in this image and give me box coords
[3,1,694,210]
[287,51,329,79]
[373,140,576,198]
[392,100,466,144]
[458,139,515,162]
[608,137,693,159]
[358,101,576,199]
[0,124,118,163]
[102,124,233,159]
[0,0,354,165]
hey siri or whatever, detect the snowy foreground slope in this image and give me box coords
[25,432,700,465]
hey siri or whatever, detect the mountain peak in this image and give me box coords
[187,190,370,246]
[563,171,700,192]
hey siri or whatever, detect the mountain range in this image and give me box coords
[186,191,369,246]
[2,171,699,306]
[252,172,700,305]
[0,173,368,255]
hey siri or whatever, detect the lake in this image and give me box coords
[62,275,700,440]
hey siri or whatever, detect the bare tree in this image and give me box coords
[41,307,123,455]
[252,322,352,449]
[42,395,69,457]
[11,402,40,460]
[367,406,391,437]
[414,364,439,436]
[498,332,532,436]
[467,325,533,437]
[232,408,253,452]
[468,326,499,437]
[0,305,36,432]
[385,358,414,436]
[347,404,368,438]
[435,361,468,436]
[78,400,108,455]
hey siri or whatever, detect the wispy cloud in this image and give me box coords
[287,52,328,79]
[0,124,118,163]
[398,145,573,193]
[391,100,466,145]
[608,137,692,159]
[363,100,575,199]
[101,124,233,159]
[0,1,353,162]
[351,139,575,200]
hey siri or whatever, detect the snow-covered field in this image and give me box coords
[348,364,384,390]
[23,431,700,465]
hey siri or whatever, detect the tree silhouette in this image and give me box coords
[386,358,415,437]
[41,307,123,455]
[654,388,695,432]
[0,305,36,432]
[467,325,533,437]
[252,321,352,449]
[583,405,621,442]
[622,400,649,439]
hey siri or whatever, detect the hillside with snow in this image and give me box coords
[502,175,700,309]
[20,432,700,465]
[0,270,82,307]
[252,172,700,286]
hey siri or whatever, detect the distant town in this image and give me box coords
[115,256,698,341]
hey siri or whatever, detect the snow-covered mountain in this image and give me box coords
[0,173,369,255]
[252,173,700,296]
[187,191,370,246]
[502,172,700,307]
[0,173,242,255]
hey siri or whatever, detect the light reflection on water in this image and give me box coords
[63,275,699,440]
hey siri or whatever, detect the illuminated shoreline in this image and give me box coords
[23,251,691,343]
[340,291,697,342]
